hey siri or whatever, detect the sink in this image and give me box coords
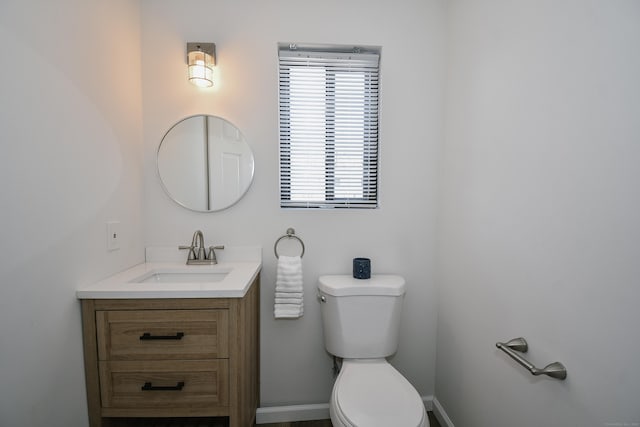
[76,246,262,299]
[131,269,230,284]
[76,261,259,298]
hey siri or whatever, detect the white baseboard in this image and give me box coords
[255,396,440,424]
[432,397,455,427]
[422,394,434,411]
[256,403,330,424]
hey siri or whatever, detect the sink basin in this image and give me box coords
[134,270,229,283]
[76,248,262,299]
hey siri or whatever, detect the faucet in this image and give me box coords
[179,230,224,265]
[192,230,206,261]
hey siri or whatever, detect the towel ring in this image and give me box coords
[274,228,305,259]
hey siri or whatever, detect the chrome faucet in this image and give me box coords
[179,230,224,265]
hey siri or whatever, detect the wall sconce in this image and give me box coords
[187,42,216,88]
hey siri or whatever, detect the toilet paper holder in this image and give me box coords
[496,337,567,380]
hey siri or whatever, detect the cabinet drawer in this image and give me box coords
[99,360,229,409]
[96,309,228,360]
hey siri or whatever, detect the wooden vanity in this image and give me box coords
[80,275,259,427]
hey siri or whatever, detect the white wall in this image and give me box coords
[7,1,635,425]
[140,0,445,406]
[436,1,640,426]
[0,1,144,425]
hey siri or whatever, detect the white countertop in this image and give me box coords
[76,260,262,299]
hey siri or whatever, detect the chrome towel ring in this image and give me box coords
[274,228,305,259]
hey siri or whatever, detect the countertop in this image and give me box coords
[76,261,262,299]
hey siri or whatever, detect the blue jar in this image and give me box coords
[353,258,371,279]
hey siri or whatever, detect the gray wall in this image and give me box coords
[436,1,640,426]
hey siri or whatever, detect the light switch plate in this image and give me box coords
[107,221,121,251]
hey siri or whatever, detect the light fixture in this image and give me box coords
[187,42,216,88]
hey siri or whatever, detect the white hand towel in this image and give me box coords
[275,296,303,303]
[274,255,303,318]
[275,291,303,299]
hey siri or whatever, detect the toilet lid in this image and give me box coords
[334,361,425,427]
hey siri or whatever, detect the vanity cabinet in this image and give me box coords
[80,276,259,427]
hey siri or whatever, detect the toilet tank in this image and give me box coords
[318,275,406,358]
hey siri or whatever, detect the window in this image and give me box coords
[278,44,380,208]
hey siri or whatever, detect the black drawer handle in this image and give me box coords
[139,332,185,340]
[141,381,185,391]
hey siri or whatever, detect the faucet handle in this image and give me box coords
[207,245,225,264]
[178,245,196,260]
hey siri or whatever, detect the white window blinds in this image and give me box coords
[278,45,380,209]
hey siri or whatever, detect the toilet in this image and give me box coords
[318,275,428,427]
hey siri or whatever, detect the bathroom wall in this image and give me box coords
[0,1,144,425]
[436,1,640,426]
[140,0,446,407]
[7,1,634,425]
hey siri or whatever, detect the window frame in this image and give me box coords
[278,44,381,209]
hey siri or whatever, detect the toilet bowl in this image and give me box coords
[318,275,429,427]
[330,360,427,427]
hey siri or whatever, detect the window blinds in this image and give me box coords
[278,46,380,208]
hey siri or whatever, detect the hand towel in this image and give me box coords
[274,255,303,318]
[275,292,303,299]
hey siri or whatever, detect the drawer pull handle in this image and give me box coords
[141,381,185,391]
[139,332,185,340]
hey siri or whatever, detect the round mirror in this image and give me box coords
[157,115,255,212]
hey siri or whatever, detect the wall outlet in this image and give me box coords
[106,221,121,251]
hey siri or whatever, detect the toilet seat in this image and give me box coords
[331,360,427,427]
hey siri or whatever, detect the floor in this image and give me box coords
[257,411,442,427]
[103,412,442,427]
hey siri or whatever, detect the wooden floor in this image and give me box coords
[257,411,441,427]
[103,412,441,427]
[257,422,331,427]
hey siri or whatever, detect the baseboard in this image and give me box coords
[256,403,330,424]
[432,397,455,427]
[422,394,434,411]
[255,396,437,424]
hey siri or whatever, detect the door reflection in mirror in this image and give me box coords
[157,115,254,212]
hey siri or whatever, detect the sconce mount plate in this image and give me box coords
[186,42,216,65]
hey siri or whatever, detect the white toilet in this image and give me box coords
[318,275,428,427]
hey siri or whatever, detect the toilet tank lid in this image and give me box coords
[318,275,406,296]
